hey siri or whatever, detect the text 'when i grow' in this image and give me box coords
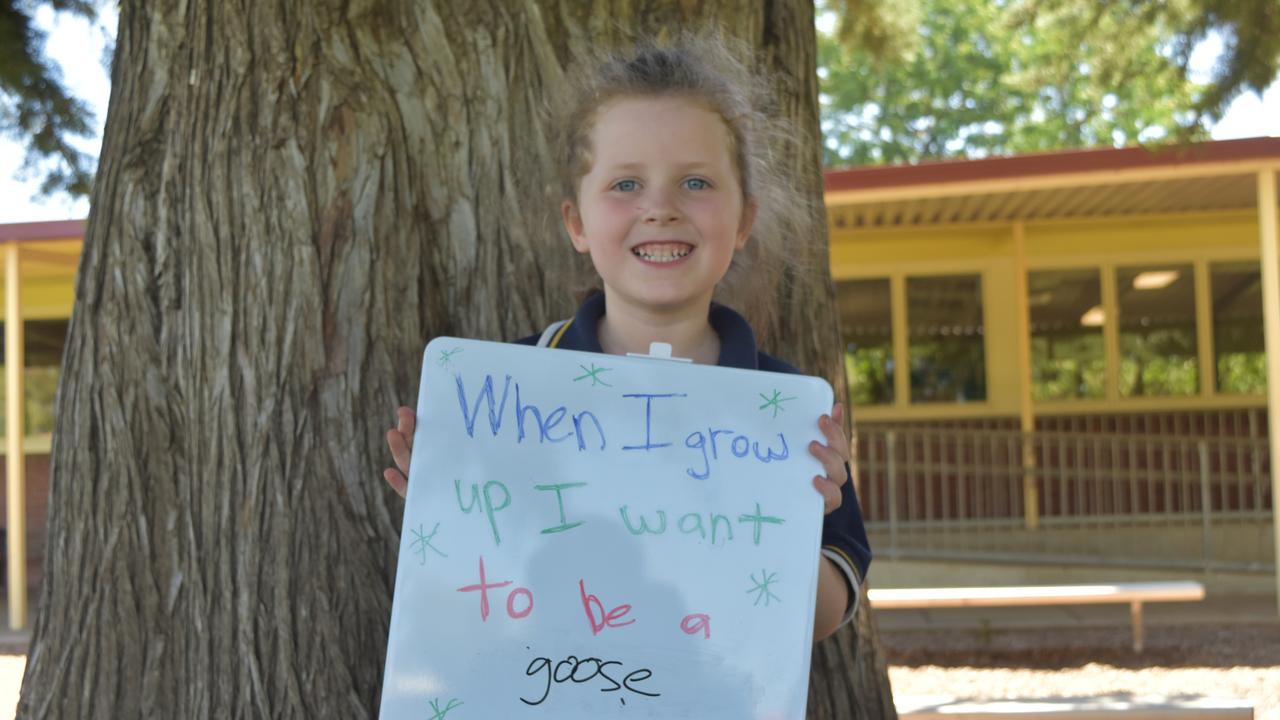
[453,373,792,481]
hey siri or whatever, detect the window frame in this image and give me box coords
[1029,246,1265,413]
[836,264,996,414]
[1026,266,1107,402]
[832,245,1266,420]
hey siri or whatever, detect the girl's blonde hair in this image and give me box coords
[552,34,812,340]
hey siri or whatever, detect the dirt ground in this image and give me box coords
[883,622,1280,718]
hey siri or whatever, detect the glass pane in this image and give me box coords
[837,278,894,405]
[1029,269,1105,400]
[0,319,69,436]
[1212,262,1266,395]
[22,366,61,434]
[907,274,986,403]
[1117,264,1197,397]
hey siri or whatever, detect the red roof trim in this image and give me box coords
[0,219,87,243]
[824,137,1280,193]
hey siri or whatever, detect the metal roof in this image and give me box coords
[0,219,86,243]
[824,137,1280,229]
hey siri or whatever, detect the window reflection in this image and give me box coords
[1029,269,1105,400]
[1211,262,1266,395]
[0,319,68,435]
[837,278,894,405]
[1116,264,1197,397]
[907,274,986,403]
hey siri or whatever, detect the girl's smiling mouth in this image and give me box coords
[632,242,694,263]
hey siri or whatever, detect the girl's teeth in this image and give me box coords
[633,246,691,262]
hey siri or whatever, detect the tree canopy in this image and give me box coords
[0,0,98,197]
[820,0,1279,166]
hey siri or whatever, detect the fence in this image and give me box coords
[857,426,1274,572]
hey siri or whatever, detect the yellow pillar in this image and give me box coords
[1101,262,1121,401]
[1194,260,1215,397]
[890,273,910,408]
[1012,223,1039,529]
[4,244,26,629]
[1257,168,1280,616]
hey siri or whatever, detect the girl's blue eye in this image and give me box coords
[613,179,639,192]
[684,177,711,191]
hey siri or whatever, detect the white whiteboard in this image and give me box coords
[379,336,833,719]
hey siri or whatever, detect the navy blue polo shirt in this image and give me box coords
[516,293,872,620]
[516,291,797,372]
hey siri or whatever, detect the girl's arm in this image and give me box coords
[808,403,865,642]
[814,554,852,641]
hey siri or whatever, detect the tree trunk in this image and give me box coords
[19,1,895,717]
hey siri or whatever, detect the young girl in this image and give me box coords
[381,38,870,642]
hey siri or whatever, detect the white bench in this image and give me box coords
[868,581,1206,652]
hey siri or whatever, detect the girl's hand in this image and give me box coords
[383,406,415,498]
[808,403,849,515]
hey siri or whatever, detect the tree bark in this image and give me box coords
[19,1,895,717]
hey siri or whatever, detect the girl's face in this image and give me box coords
[562,96,756,320]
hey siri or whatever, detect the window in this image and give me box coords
[1116,264,1197,397]
[1029,269,1105,400]
[1211,262,1267,395]
[907,274,986,403]
[837,278,894,405]
[0,319,69,436]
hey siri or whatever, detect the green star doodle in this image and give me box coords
[428,698,463,719]
[436,347,463,368]
[747,569,780,607]
[758,389,797,418]
[410,523,447,565]
[572,363,613,387]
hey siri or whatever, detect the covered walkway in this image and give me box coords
[824,137,1280,606]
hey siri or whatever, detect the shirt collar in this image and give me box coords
[553,293,760,370]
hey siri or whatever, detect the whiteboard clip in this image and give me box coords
[626,342,693,363]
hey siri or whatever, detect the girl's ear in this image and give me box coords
[562,200,590,254]
[735,199,758,250]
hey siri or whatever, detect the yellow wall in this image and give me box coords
[1025,212,1258,265]
[0,278,77,320]
[0,239,81,321]
[829,210,1265,421]
[830,211,1260,275]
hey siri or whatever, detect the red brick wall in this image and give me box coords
[0,453,51,593]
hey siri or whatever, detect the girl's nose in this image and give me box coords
[642,193,681,225]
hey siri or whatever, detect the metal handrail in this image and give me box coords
[855,426,1273,571]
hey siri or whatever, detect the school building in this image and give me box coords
[826,136,1279,597]
[0,219,80,629]
[1,137,1278,629]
